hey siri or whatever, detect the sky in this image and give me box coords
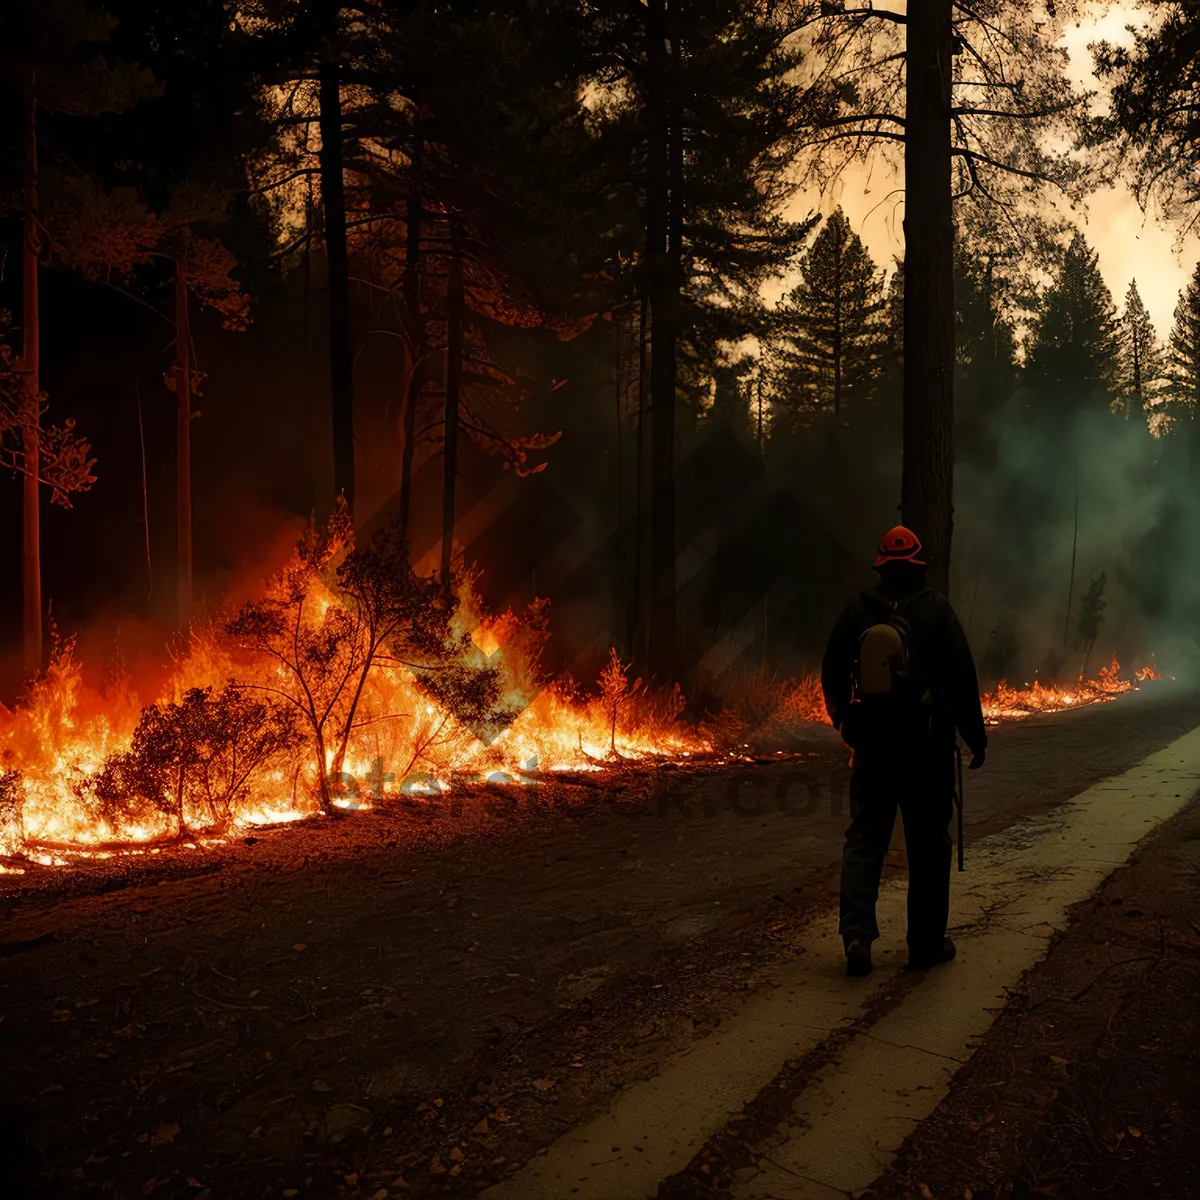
[788,2,1198,336]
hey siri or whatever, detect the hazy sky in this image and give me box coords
[789,3,1198,336]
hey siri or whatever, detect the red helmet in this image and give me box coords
[874,525,926,568]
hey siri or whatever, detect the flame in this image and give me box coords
[0,555,1161,870]
[980,655,1151,724]
[0,562,710,862]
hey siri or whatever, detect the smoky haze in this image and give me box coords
[955,398,1197,684]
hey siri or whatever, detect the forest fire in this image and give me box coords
[0,508,1163,870]
[0,513,709,864]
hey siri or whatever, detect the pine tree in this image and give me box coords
[567,0,821,678]
[1115,279,1161,421]
[1025,232,1120,421]
[1163,263,1200,427]
[799,1,1089,592]
[954,242,1018,465]
[771,209,888,433]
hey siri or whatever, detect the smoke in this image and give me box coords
[955,396,1200,682]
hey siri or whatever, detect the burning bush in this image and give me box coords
[88,686,302,837]
[225,507,500,813]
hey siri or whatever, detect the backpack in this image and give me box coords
[843,593,935,747]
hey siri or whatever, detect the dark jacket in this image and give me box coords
[821,583,988,758]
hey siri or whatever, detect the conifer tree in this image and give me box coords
[797,0,1090,591]
[575,0,820,677]
[1025,232,1120,421]
[1115,279,1161,420]
[953,243,1018,465]
[1163,264,1200,426]
[771,209,888,433]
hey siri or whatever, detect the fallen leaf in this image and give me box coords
[311,1079,331,1093]
[448,1147,464,1162]
[187,1180,204,1189]
[293,944,307,952]
[370,1191,388,1200]
[344,1174,359,1185]
[472,1117,490,1135]
[531,1078,556,1091]
[151,1123,180,1146]
[1129,1127,1142,1138]
[920,1185,934,1199]
[449,1164,461,1177]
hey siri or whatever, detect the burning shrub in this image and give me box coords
[227,508,504,811]
[597,649,634,757]
[89,686,302,836]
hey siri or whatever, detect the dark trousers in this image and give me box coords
[839,756,954,955]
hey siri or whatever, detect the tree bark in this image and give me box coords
[832,220,843,429]
[21,73,42,675]
[175,232,193,631]
[902,0,955,595]
[633,298,652,669]
[440,228,464,594]
[399,126,424,537]
[319,52,355,516]
[646,0,679,681]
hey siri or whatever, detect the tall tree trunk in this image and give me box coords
[174,232,193,631]
[440,228,464,594]
[633,298,652,669]
[399,127,424,537]
[832,228,843,429]
[646,0,679,681]
[902,1,955,595]
[21,73,41,675]
[319,52,355,515]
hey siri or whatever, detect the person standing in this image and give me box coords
[821,525,987,976]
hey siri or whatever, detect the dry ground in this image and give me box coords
[1,685,1197,1199]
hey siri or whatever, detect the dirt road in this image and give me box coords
[1,685,1197,1199]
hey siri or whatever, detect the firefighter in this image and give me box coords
[821,525,987,976]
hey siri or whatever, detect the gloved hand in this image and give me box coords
[968,748,986,770]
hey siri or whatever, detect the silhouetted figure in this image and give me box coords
[821,526,987,976]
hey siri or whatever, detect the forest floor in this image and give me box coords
[1,684,1198,1200]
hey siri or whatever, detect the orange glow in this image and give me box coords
[0,547,1162,869]
[980,655,1154,724]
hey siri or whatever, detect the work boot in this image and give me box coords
[845,939,873,977]
[904,936,956,972]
